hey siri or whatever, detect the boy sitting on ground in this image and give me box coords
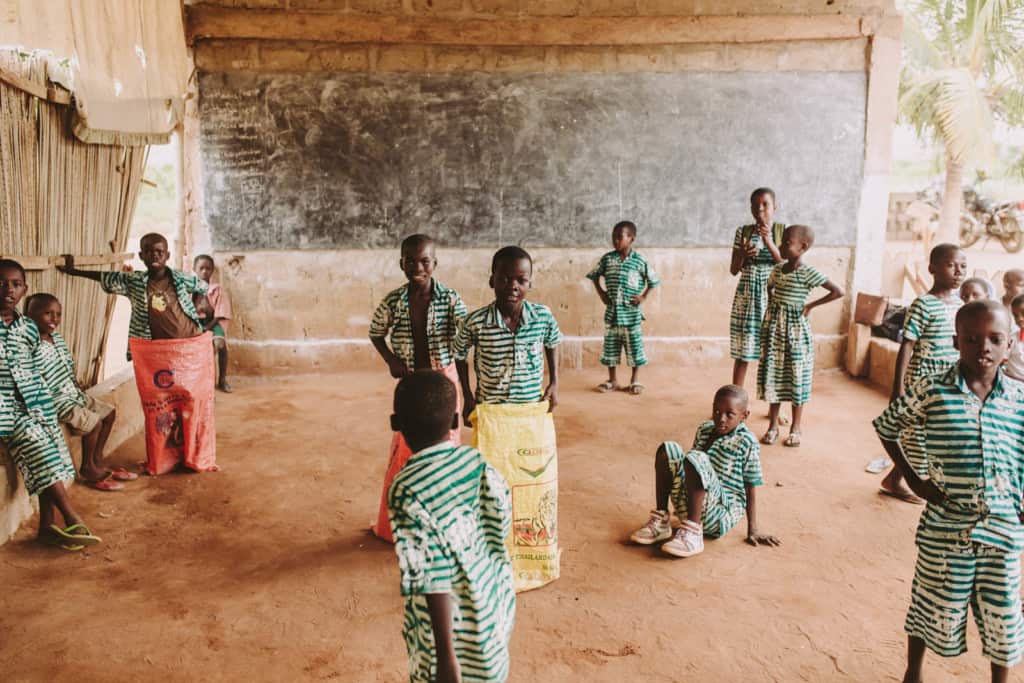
[388,370,516,683]
[630,384,780,557]
[25,294,134,491]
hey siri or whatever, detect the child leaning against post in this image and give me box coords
[192,254,233,393]
[587,219,660,395]
[454,245,563,591]
[24,293,136,491]
[874,300,1024,682]
[387,370,516,683]
[58,233,218,475]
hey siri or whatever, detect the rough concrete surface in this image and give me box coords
[0,368,1007,681]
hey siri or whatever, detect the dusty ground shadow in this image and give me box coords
[0,369,1015,682]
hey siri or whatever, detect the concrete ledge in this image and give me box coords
[0,367,143,545]
[230,334,848,373]
[867,337,898,392]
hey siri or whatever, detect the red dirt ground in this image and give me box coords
[0,369,1017,682]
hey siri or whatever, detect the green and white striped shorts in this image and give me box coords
[906,539,1024,667]
[662,441,742,539]
[601,324,647,367]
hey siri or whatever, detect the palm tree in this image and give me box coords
[898,0,1024,244]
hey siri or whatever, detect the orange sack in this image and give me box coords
[371,363,462,543]
[129,333,217,476]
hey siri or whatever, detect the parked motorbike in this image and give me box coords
[959,183,1024,253]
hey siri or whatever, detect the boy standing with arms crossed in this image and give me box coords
[587,220,660,395]
[874,300,1024,682]
[388,370,516,683]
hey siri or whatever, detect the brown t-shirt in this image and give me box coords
[148,278,200,340]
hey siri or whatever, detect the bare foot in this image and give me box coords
[79,465,111,482]
[218,381,233,393]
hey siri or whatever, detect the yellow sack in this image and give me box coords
[471,402,559,592]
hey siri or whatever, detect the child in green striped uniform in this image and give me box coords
[879,244,965,505]
[587,220,660,395]
[757,225,843,447]
[387,370,516,683]
[729,188,785,387]
[0,260,100,551]
[629,384,779,557]
[455,246,562,423]
[874,300,1024,679]
[25,294,133,492]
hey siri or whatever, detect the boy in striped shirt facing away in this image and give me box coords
[387,370,516,683]
[874,300,1024,681]
[454,246,562,423]
[630,384,780,557]
[587,220,660,395]
[25,294,135,491]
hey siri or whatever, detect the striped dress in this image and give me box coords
[368,280,468,370]
[661,421,763,538]
[899,293,962,475]
[453,301,562,405]
[730,223,785,361]
[1,315,75,496]
[34,332,86,421]
[873,367,1024,666]
[757,263,829,405]
[388,442,516,683]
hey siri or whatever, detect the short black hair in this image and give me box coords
[960,277,993,298]
[194,254,215,267]
[401,234,435,257]
[0,259,26,280]
[394,370,457,442]
[613,220,637,237]
[491,245,532,274]
[956,299,1010,334]
[929,243,962,265]
[750,187,776,204]
[25,293,59,315]
[1011,293,1024,309]
[140,232,168,249]
[786,224,815,247]
[714,384,749,407]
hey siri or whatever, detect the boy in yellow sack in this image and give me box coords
[454,246,563,590]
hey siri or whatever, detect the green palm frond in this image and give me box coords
[933,67,996,165]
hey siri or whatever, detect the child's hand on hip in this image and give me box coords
[386,358,410,379]
[629,294,644,305]
[801,304,813,318]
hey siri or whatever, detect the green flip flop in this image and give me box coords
[39,534,84,551]
[49,523,102,546]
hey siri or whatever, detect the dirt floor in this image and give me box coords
[1,368,1020,682]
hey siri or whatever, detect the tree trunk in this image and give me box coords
[938,150,963,246]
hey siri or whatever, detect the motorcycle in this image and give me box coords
[959,183,1024,253]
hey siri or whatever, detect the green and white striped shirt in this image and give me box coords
[100,269,207,358]
[3,315,60,431]
[902,293,961,360]
[388,442,516,683]
[691,420,764,511]
[874,365,1024,553]
[33,332,86,420]
[453,301,562,405]
[586,250,660,327]
[368,280,467,370]
[767,263,829,310]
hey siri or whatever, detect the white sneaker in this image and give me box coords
[630,510,672,545]
[662,520,704,557]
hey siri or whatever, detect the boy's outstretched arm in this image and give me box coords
[542,345,559,412]
[56,255,102,282]
[801,280,844,318]
[744,486,781,547]
[456,360,475,425]
[878,437,946,505]
[426,593,462,683]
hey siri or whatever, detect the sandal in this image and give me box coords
[39,534,84,552]
[596,381,619,393]
[628,383,645,395]
[85,478,124,492]
[110,467,138,482]
[49,523,102,546]
[760,428,779,445]
[783,432,801,448]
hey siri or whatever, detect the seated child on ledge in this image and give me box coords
[630,384,780,558]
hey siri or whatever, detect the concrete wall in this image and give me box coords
[183,0,902,373]
[0,368,143,544]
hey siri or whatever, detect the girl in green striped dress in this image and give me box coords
[729,188,785,387]
[878,244,965,504]
[0,260,100,550]
[757,226,844,447]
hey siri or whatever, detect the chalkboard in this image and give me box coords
[198,71,866,250]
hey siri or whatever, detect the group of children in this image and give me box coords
[0,233,233,550]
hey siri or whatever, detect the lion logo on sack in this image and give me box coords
[153,369,175,389]
[513,490,557,547]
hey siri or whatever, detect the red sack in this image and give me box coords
[129,333,217,475]
[371,364,461,542]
